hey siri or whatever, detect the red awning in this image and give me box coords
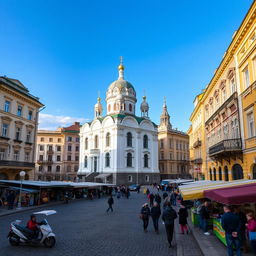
[204,183,256,205]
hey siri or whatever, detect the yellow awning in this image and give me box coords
[180,180,256,201]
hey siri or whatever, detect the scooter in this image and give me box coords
[8,210,56,248]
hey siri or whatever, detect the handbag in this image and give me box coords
[249,231,256,241]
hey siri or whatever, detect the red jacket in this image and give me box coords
[27,220,37,231]
[247,219,256,232]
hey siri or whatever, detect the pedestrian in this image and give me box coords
[162,202,177,248]
[246,210,256,254]
[117,190,121,199]
[7,191,15,210]
[151,202,161,233]
[163,192,168,200]
[221,205,242,256]
[170,192,176,206]
[149,193,155,207]
[155,193,161,205]
[140,203,151,232]
[137,185,141,194]
[178,204,189,234]
[200,201,210,235]
[106,195,114,213]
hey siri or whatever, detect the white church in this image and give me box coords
[78,60,160,185]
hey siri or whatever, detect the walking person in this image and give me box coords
[162,202,177,248]
[149,193,155,207]
[246,210,256,254]
[140,203,151,232]
[106,195,114,213]
[178,204,189,234]
[221,205,242,256]
[151,202,161,234]
[200,201,210,235]
[155,193,161,206]
[7,191,15,210]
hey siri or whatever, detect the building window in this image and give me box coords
[127,152,132,167]
[127,132,132,147]
[94,135,98,148]
[85,138,88,150]
[160,151,164,160]
[39,145,44,151]
[75,155,79,161]
[67,136,72,142]
[221,88,226,103]
[25,152,30,161]
[67,155,72,161]
[143,135,148,148]
[105,152,110,167]
[170,153,172,160]
[106,132,110,147]
[28,110,33,120]
[129,104,132,112]
[48,155,52,161]
[128,175,132,182]
[2,123,9,137]
[26,131,31,142]
[39,155,43,161]
[49,138,53,142]
[244,67,250,88]
[57,146,61,151]
[68,145,72,151]
[108,104,111,112]
[144,154,149,168]
[219,167,222,181]
[48,145,53,151]
[40,137,44,142]
[84,156,88,168]
[0,148,6,160]
[67,166,71,172]
[15,127,21,140]
[209,168,212,180]
[58,138,62,143]
[57,155,61,161]
[56,165,60,172]
[4,100,10,112]
[247,112,255,138]
[13,150,19,161]
[160,139,164,149]
[145,175,149,182]
[75,137,79,142]
[230,77,236,94]
[75,146,79,152]
[47,166,52,172]
[169,139,172,149]
[17,105,22,116]
[74,165,79,172]
[39,166,43,172]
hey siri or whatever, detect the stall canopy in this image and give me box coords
[204,183,256,205]
[179,179,256,201]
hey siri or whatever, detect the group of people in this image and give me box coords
[140,190,189,248]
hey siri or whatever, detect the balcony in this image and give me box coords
[193,139,202,148]
[193,158,202,164]
[0,160,35,168]
[47,150,54,154]
[37,160,53,165]
[13,139,23,144]
[209,138,242,157]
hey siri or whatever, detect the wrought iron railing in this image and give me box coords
[209,138,242,156]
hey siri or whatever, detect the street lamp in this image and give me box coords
[16,171,26,210]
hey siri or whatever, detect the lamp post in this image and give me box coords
[17,171,26,210]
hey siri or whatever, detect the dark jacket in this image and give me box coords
[178,207,188,225]
[163,192,168,200]
[162,206,177,225]
[151,206,161,219]
[200,205,210,219]
[155,195,161,204]
[141,206,151,219]
[221,212,241,234]
[108,197,114,205]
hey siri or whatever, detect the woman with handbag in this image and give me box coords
[246,211,256,254]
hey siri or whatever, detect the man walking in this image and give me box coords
[140,203,151,232]
[221,205,242,256]
[151,202,161,233]
[162,202,177,248]
[106,195,114,213]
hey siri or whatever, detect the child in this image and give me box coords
[178,203,189,234]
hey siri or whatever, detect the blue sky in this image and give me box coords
[0,0,253,131]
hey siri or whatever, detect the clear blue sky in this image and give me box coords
[0,0,253,131]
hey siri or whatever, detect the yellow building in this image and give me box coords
[189,1,256,181]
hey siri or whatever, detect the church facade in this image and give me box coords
[78,61,160,185]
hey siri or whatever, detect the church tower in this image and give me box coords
[159,97,172,131]
[94,97,103,118]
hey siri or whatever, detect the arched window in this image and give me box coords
[108,104,111,112]
[84,156,88,168]
[143,135,148,148]
[56,165,60,172]
[129,104,132,112]
[224,166,229,181]
[85,138,88,150]
[253,164,256,179]
[213,168,217,181]
[105,153,110,167]
[232,164,244,180]
[127,152,132,167]
[127,132,132,147]
[218,167,222,181]
[106,133,110,147]
[114,103,117,111]
[94,135,98,149]
[144,154,149,168]
[209,168,212,180]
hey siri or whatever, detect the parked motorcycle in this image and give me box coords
[8,210,56,248]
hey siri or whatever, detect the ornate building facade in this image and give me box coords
[0,76,43,180]
[78,61,160,185]
[35,122,80,181]
[158,99,190,179]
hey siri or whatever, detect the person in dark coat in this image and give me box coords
[149,193,155,207]
[140,203,151,232]
[178,204,188,234]
[155,194,161,205]
[200,201,210,235]
[162,202,177,248]
[106,195,114,213]
[7,191,15,210]
[163,192,168,200]
[151,202,161,233]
